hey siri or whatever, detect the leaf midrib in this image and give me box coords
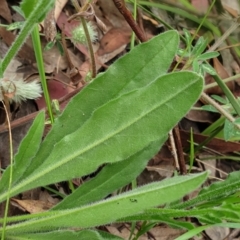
[1,75,199,201]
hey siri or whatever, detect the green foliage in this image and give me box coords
[178,29,219,76]
[0,27,210,238]
[1,173,208,235]
[0,71,203,199]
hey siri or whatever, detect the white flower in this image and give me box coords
[0,78,42,103]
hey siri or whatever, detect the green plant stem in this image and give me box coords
[189,128,194,173]
[71,0,96,78]
[43,186,66,198]
[1,102,14,240]
[68,180,75,193]
[81,17,97,78]
[31,26,54,124]
[212,74,240,117]
[130,0,138,49]
[193,125,223,154]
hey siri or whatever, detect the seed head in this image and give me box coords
[0,78,42,103]
[71,22,97,45]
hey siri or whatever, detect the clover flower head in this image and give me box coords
[71,21,97,45]
[0,78,42,103]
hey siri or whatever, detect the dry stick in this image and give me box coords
[168,130,179,169]
[172,127,189,203]
[172,126,187,175]
[204,18,240,89]
[202,20,240,120]
[112,0,147,42]
[218,25,240,67]
[201,92,240,129]
[207,20,240,53]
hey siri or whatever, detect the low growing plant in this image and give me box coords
[1,1,240,240]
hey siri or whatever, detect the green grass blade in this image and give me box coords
[2,172,208,234]
[0,111,45,193]
[0,0,54,75]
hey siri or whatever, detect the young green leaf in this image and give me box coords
[183,28,192,47]
[191,37,208,57]
[0,111,45,193]
[211,95,228,104]
[196,51,219,61]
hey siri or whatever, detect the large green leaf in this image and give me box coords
[0,71,203,202]
[18,30,179,178]
[2,172,208,234]
[0,31,179,202]
[53,139,164,210]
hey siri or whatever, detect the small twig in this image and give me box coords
[218,25,240,67]
[172,126,189,203]
[204,74,238,90]
[196,158,228,177]
[207,20,240,53]
[168,130,179,169]
[112,0,147,42]
[212,74,240,116]
[201,92,240,130]
[173,126,187,175]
